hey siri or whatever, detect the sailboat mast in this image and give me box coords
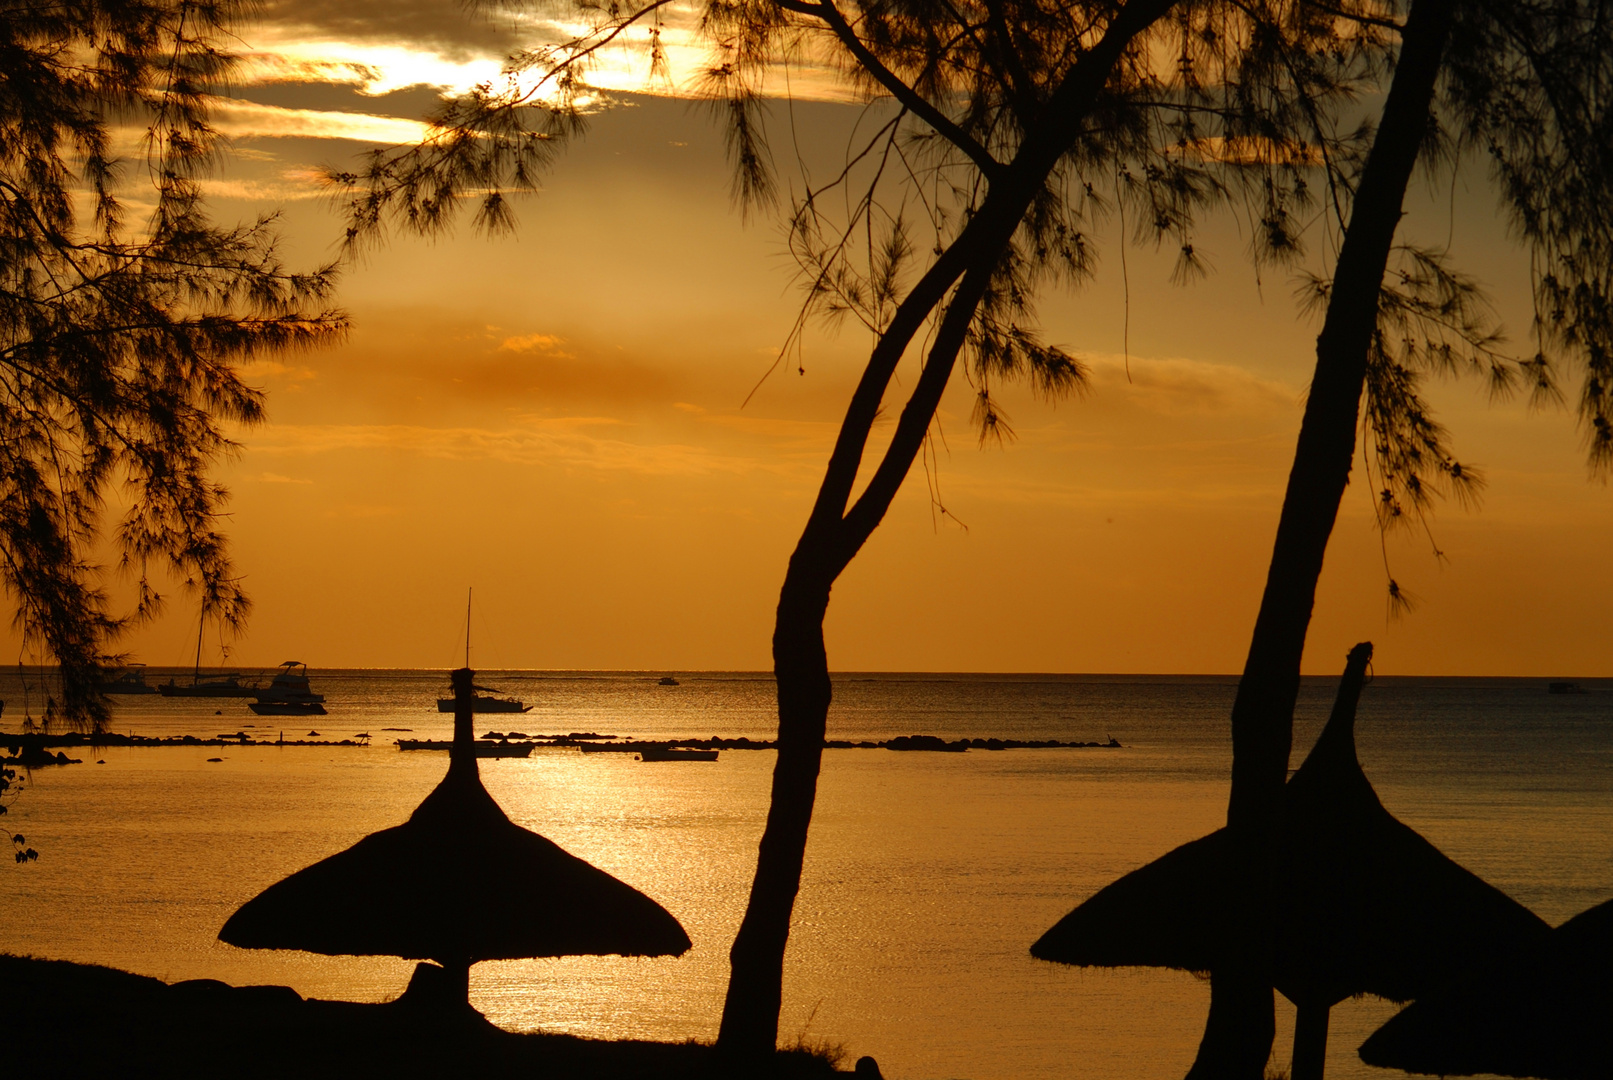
[193,605,205,686]
[465,587,472,668]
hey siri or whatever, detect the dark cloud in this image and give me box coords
[252,0,524,60]
[226,80,447,121]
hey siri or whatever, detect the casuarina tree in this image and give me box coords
[328,0,1396,1068]
[1181,1,1613,1074]
[1,0,347,728]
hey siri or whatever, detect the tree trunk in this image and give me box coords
[1183,971,1274,1080]
[1189,1,1459,1075]
[711,2,1178,1068]
[715,555,833,1065]
[1290,1001,1331,1080]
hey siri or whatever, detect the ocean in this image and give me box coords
[2,669,1609,1080]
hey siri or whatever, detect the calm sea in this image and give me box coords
[2,670,1610,1080]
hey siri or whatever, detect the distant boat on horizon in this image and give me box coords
[657,676,680,686]
[100,665,159,695]
[1548,681,1590,695]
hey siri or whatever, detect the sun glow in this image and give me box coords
[239,16,859,111]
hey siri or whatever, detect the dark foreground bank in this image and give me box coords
[1,954,850,1079]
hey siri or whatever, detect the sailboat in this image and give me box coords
[157,606,260,698]
[434,590,532,714]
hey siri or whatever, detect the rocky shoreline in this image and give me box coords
[3,729,1122,766]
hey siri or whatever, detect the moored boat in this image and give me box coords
[434,692,531,714]
[100,665,159,695]
[159,672,260,698]
[638,746,718,762]
[396,739,534,757]
[578,741,644,753]
[249,662,327,716]
[433,589,531,712]
[160,604,261,697]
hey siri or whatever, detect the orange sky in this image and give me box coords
[11,9,1611,676]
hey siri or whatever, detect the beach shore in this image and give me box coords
[3,954,849,1078]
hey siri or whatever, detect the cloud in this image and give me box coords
[195,175,326,201]
[252,0,525,59]
[257,472,314,484]
[238,42,505,97]
[237,2,868,105]
[234,359,320,381]
[208,97,437,143]
[244,421,808,479]
[1083,354,1301,416]
[499,333,568,353]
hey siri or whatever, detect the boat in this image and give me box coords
[157,605,261,697]
[396,739,534,758]
[1548,681,1589,695]
[158,672,260,698]
[657,676,680,686]
[248,661,328,716]
[638,746,718,762]
[434,692,531,714]
[99,665,159,695]
[433,588,530,713]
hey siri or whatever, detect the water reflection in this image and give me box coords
[1,672,1609,1080]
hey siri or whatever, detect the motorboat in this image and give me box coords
[657,676,680,686]
[249,661,327,716]
[100,665,159,695]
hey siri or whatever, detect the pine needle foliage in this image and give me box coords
[1,0,347,728]
[1287,0,1613,602]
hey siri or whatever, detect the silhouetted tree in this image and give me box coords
[320,0,1506,1066]
[331,0,1403,1065]
[1192,1,1613,1074]
[0,0,346,727]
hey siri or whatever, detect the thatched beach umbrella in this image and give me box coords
[1031,643,1549,1080]
[1358,897,1612,1080]
[220,668,690,1010]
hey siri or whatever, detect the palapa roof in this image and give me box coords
[1358,897,1613,1080]
[220,668,690,965]
[1032,643,1549,1008]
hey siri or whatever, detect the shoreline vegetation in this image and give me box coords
[2,953,851,1079]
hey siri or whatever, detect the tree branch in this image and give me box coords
[801,0,1006,179]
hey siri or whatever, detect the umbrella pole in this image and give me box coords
[1291,1000,1330,1080]
[450,667,476,774]
[445,955,472,1010]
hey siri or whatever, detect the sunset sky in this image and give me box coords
[19,1,1613,676]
